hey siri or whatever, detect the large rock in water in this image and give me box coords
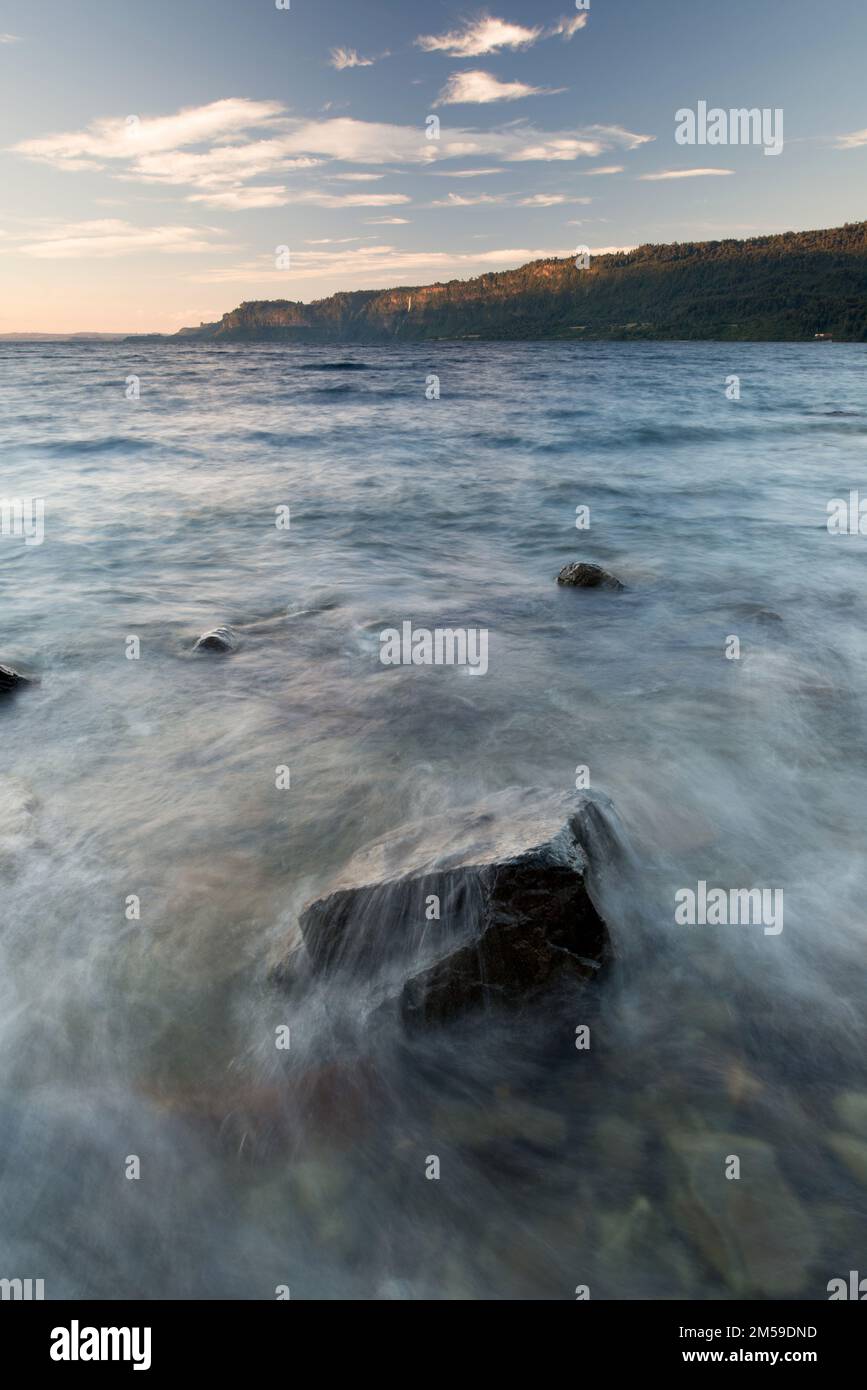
[0,663,32,695]
[285,791,614,1029]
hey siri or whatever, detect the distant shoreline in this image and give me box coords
[5,222,866,344]
[125,332,856,345]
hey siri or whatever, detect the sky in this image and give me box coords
[0,0,865,332]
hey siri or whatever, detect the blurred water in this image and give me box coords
[0,339,865,1299]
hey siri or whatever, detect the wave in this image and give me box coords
[297,361,374,372]
[36,435,159,456]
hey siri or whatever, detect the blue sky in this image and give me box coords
[1,0,865,330]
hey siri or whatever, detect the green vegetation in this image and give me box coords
[177,223,867,343]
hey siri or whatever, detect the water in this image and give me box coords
[1,339,866,1300]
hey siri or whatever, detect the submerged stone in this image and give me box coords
[556,562,623,590]
[832,1091,867,1141]
[827,1132,867,1185]
[666,1132,817,1295]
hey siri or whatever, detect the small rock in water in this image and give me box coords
[193,626,236,654]
[0,663,32,694]
[556,562,623,590]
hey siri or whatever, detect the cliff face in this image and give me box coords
[179,223,867,342]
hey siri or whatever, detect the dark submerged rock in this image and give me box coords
[0,663,32,694]
[285,791,613,1030]
[557,562,624,590]
[193,626,236,654]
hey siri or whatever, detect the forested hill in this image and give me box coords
[174,223,867,343]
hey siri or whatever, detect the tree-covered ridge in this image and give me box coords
[178,222,867,342]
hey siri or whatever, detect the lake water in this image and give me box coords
[1,339,866,1299]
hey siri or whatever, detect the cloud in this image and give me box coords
[191,243,573,287]
[429,167,504,177]
[493,124,651,161]
[19,219,228,259]
[0,32,22,43]
[329,48,376,70]
[430,192,506,207]
[435,70,562,107]
[583,165,624,175]
[431,192,591,208]
[416,15,542,57]
[416,12,588,56]
[585,125,654,152]
[9,100,654,211]
[366,217,411,224]
[289,191,411,208]
[11,99,285,171]
[833,128,867,150]
[119,146,321,190]
[639,168,734,180]
[546,15,589,40]
[518,194,591,206]
[187,185,291,209]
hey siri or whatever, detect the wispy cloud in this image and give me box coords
[546,15,589,40]
[19,220,229,259]
[119,146,321,192]
[329,48,376,70]
[416,13,588,57]
[366,217,411,224]
[187,185,291,209]
[289,191,411,208]
[9,100,654,213]
[518,193,591,206]
[191,243,572,286]
[833,128,867,149]
[583,165,624,176]
[0,33,22,43]
[11,99,285,171]
[428,167,504,177]
[416,15,542,57]
[430,192,506,207]
[639,168,734,180]
[583,244,636,255]
[430,192,590,209]
[434,70,563,107]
